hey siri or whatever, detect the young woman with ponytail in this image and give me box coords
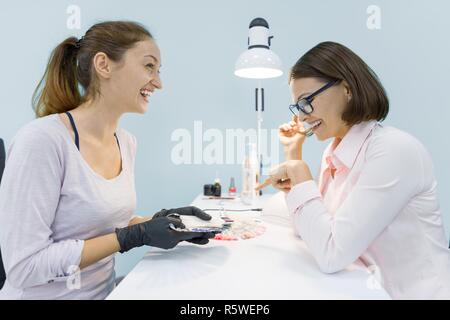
[0,21,214,300]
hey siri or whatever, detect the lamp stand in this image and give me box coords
[255,81,264,195]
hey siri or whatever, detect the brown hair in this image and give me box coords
[32,21,153,118]
[289,41,389,125]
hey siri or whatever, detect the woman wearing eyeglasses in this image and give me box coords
[257,42,450,299]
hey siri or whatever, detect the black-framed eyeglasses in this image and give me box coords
[289,79,340,117]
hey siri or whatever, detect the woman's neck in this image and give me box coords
[332,124,352,148]
[70,98,122,143]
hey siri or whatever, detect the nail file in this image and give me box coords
[169,215,226,233]
[169,223,223,234]
[299,122,315,137]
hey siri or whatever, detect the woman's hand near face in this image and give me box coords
[255,160,314,193]
[278,115,306,160]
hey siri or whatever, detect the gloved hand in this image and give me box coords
[153,206,212,221]
[115,216,215,253]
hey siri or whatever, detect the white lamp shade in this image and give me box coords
[234,47,283,79]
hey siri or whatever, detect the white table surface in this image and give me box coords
[107,193,390,300]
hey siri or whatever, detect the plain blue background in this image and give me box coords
[0,0,449,277]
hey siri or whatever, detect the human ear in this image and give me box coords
[92,52,112,79]
[342,80,352,102]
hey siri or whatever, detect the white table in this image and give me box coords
[107,193,390,300]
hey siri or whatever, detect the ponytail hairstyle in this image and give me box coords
[32,21,153,118]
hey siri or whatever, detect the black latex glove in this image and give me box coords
[115,216,215,253]
[153,206,212,221]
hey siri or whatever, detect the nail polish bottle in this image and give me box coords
[228,177,237,196]
[213,178,222,197]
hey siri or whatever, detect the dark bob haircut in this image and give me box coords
[289,41,389,125]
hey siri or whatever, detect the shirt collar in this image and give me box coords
[325,120,379,169]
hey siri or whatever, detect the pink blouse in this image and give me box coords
[286,120,450,299]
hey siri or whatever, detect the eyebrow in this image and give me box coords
[297,92,312,101]
[144,54,161,66]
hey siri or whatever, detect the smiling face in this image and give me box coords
[104,38,162,114]
[289,77,352,141]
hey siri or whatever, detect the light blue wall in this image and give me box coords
[1,0,449,277]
